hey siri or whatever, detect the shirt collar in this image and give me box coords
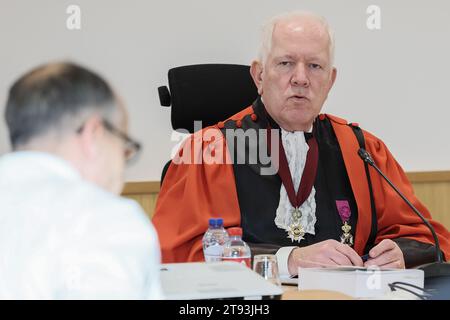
[0,151,81,181]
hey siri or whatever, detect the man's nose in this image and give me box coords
[290,63,309,87]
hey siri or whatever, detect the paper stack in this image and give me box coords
[297,266,424,299]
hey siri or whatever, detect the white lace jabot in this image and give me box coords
[274,129,317,241]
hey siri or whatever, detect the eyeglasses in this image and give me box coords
[77,119,142,164]
[102,120,142,164]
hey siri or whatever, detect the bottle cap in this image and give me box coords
[208,218,223,228]
[208,218,217,227]
[227,227,242,236]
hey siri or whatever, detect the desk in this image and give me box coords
[281,285,353,300]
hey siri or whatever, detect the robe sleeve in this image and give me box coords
[151,127,241,263]
[393,238,438,267]
[364,132,450,261]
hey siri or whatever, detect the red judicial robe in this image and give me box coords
[152,102,450,265]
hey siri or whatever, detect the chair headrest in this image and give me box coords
[159,64,258,133]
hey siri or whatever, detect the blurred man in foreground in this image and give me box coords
[0,62,162,299]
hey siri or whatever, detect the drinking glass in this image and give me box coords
[252,254,281,286]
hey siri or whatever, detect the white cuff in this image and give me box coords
[276,246,297,277]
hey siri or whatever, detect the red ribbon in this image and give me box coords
[268,126,319,209]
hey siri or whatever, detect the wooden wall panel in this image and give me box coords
[122,182,160,220]
[122,172,450,230]
[412,182,450,230]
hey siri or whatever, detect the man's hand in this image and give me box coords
[364,239,405,269]
[287,240,363,275]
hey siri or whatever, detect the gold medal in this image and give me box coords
[286,207,305,242]
[340,221,354,246]
[292,207,301,220]
[287,223,305,242]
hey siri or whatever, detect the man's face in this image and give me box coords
[252,18,336,131]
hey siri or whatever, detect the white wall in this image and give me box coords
[0,0,449,181]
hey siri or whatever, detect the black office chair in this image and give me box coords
[158,64,258,185]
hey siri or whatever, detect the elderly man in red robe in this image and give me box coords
[152,11,450,278]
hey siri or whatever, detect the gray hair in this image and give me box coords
[5,62,117,149]
[257,11,335,66]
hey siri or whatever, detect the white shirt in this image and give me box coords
[0,151,163,299]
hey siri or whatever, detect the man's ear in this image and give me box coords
[78,116,104,160]
[329,67,337,90]
[250,60,264,95]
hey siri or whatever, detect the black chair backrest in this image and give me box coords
[158,64,258,133]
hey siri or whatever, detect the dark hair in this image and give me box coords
[5,62,116,149]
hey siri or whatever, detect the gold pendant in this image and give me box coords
[287,223,305,242]
[340,221,354,246]
[287,207,304,242]
[292,207,301,219]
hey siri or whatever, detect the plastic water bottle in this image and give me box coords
[202,218,229,263]
[222,227,251,268]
